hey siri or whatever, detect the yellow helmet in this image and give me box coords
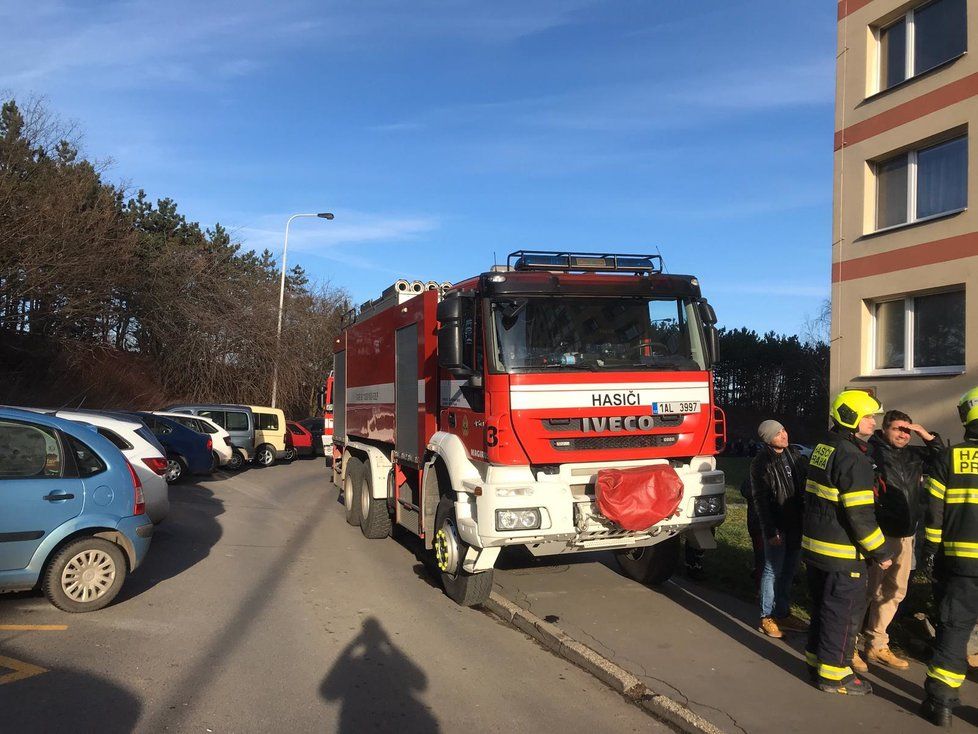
[830,389,882,429]
[958,387,978,426]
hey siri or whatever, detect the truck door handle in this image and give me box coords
[43,492,75,502]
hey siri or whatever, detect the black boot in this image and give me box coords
[920,698,953,729]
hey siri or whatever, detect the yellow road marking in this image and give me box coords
[0,624,67,631]
[0,655,47,685]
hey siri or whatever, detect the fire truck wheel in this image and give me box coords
[343,456,364,526]
[614,536,681,586]
[359,466,392,539]
[433,497,493,607]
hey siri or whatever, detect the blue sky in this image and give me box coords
[1,0,835,335]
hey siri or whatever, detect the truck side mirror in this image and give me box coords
[698,299,717,326]
[437,292,475,377]
[705,325,720,366]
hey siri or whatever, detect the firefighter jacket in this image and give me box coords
[868,430,943,537]
[802,428,892,572]
[924,430,978,577]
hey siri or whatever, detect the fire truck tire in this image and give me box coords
[343,456,364,526]
[614,536,681,586]
[359,468,392,539]
[433,497,492,607]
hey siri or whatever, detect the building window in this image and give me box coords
[875,135,967,230]
[872,289,965,373]
[878,0,966,91]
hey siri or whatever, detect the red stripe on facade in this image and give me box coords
[838,0,875,21]
[835,71,978,150]
[832,231,978,282]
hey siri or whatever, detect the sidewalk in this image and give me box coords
[492,550,978,734]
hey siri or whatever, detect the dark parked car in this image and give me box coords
[125,412,213,483]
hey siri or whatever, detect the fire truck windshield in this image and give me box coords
[489,295,707,373]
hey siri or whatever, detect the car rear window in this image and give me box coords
[194,419,218,434]
[65,435,106,478]
[288,424,303,435]
[226,411,250,431]
[97,427,133,451]
[135,427,166,453]
[256,413,279,431]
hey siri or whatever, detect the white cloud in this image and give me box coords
[228,210,440,274]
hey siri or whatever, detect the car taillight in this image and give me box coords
[142,457,168,475]
[285,432,294,448]
[206,438,213,451]
[127,461,145,516]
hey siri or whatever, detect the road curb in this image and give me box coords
[484,592,727,734]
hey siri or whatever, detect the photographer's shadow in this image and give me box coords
[321,617,440,734]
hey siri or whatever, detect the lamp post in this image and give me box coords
[271,211,333,408]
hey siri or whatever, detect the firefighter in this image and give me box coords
[919,387,978,728]
[803,390,894,695]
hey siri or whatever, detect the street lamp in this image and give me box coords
[270,211,334,408]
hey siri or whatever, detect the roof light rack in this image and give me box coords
[507,250,663,274]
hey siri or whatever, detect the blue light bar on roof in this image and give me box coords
[508,250,663,274]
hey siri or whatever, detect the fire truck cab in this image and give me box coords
[332,251,726,606]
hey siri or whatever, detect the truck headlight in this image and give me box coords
[496,509,542,531]
[693,495,724,517]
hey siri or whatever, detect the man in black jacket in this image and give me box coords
[862,410,942,671]
[750,419,808,638]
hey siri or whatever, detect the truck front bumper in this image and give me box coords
[452,457,726,556]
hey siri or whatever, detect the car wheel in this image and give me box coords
[359,467,392,539]
[432,496,492,607]
[43,537,127,612]
[615,536,681,586]
[165,455,188,484]
[227,449,245,471]
[284,447,297,462]
[256,444,276,467]
[343,456,364,526]
[212,451,222,471]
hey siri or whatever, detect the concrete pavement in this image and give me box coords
[491,547,978,733]
[0,460,660,733]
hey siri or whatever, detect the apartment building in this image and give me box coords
[833,0,974,439]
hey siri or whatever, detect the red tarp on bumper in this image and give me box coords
[595,465,684,531]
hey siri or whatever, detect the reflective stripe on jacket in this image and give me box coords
[802,429,892,572]
[925,434,978,577]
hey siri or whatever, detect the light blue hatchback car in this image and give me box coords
[0,407,154,612]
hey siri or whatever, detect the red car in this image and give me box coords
[285,421,314,460]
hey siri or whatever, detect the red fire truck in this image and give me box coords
[332,252,726,606]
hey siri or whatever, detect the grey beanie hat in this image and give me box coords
[757,419,785,445]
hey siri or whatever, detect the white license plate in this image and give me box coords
[651,401,700,415]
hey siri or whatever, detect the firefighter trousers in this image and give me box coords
[806,565,867,686]
[925,573,978,707]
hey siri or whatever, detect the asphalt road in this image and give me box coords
[0,460,660,733]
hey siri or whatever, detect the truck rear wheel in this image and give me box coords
[343,457,364,526]
[433,497,492,607]
[615,536,681,586]
[359,466,392,539]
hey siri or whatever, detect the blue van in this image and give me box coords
[0,407,154,612]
